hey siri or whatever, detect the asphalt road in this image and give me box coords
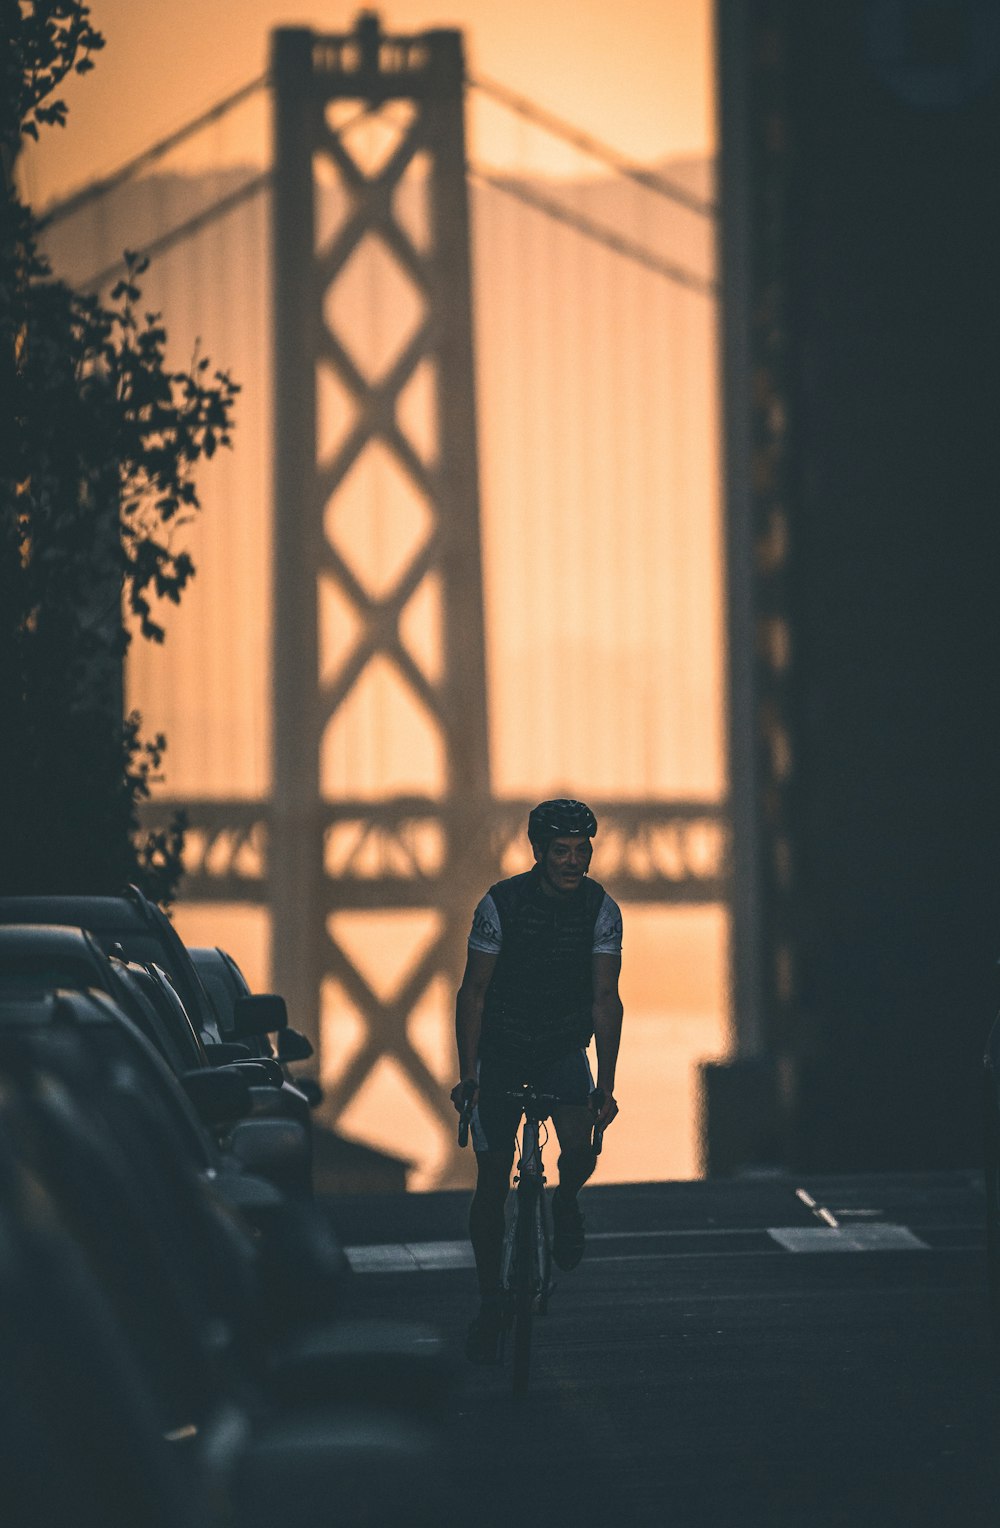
[328,1171,999,1528]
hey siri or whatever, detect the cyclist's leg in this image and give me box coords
[469,1149,514,1294]
[468,1060,519,1296]
[466,1064,520,1362]
[547,1050,598,1270]
[549,1048,599,1195]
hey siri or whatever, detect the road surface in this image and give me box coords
[328,1171,999,1527]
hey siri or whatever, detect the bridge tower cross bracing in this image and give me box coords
[270,16,491,1128]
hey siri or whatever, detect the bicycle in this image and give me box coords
[458,1080,605,1396]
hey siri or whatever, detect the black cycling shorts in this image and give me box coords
[471,1048,594,1154]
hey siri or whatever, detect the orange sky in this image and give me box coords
[22,0,714,208]
[22,0,726,1186]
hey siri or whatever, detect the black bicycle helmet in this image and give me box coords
[527,799,598,848]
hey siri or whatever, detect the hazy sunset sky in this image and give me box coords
[23,0,714,207]
[20,0,724,1187]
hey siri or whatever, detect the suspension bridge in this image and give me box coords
[39,14,726,1187]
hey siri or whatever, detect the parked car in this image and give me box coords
[0,923,314,1195]
[0,986,450,1527]
[0,923,198,1069]
[0,887,284,1048]
[190,944,321,1102]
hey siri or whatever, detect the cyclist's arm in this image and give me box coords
[452,947,498,1106]
[592,952,623,1127]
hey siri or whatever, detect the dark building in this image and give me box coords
[712,0,1000,1171]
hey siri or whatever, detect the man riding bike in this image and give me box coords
[451,798,624,1364]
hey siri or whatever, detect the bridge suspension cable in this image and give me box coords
[78,97,374,291]
[56,65,712,296]
[467,70,716,218]
[81,170,272,292]
[469,164,716,296]
[39,72,270,230]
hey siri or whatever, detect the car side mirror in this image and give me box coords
[181,1066,252,1125]
[276,1027,313,1063]
[232,993,288,1038]
[204,1040,253,1065]
[227,1057,284,1089]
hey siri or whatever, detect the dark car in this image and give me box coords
[0,924,315,1194]
[190,944,319,1094]
[0,921,225,1078]
[0,921,122,1003]
[0,986,447,1527]
[0,887,222,1043]
[0,889,296,1054]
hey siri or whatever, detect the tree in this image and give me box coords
[1,1,239,897]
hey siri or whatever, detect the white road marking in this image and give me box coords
[767,1224,929,1253]
[588,1227,767,1240]
[795,1186,841,1228]
[345,1222,937,1272]
[347,1241,476,1273]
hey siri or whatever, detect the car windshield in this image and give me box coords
[91,931,168,968]
[90,929,208,1029]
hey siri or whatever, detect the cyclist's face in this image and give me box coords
[536,834,593,895]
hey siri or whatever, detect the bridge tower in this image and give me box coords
[269,15,491,1137]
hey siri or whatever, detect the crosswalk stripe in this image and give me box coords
[766,1224,929,1253]
[344,1222,935,1272]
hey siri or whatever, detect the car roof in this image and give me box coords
[0,894,151,933]
[0,986,114,1028]
[188,946,249,994]
[0,894,213,1032]
[186,946,252,1033]
[0,924,105,958]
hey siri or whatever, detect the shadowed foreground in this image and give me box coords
[330,1172,999,1528]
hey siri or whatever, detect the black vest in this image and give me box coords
[479,867,606,1068]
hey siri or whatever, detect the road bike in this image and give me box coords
[458,1081,604,1396]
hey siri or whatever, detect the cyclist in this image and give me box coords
[451,798,623,1363]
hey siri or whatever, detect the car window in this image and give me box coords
[110,966,190,1073]
[92,931,168,968]
[91,929,211,1035]
[199,971,235,1033]
[148,966,211,1057]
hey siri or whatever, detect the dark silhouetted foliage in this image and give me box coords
[1,1,239,898]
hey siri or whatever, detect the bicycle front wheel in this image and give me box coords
[511,1183,538,1396]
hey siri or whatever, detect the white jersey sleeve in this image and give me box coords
[468,892,503,954]
[593,893,623,954]
[468,888,622,955]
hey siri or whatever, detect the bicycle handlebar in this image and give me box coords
[495,1085,581,1117]
[457,1081,610,1151]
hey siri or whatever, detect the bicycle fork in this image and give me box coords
[501,1118,552,1316]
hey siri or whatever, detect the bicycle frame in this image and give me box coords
[498,1089,565,1395]
[457,1080,604,1395]
[500,1106,552,1319]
